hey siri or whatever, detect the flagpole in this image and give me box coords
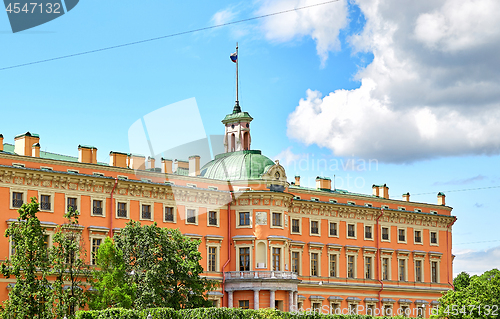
[236,42,239,106]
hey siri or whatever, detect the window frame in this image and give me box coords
[365,256,373,279]
[139,201,154,221]
[328,252,339,277]
[65,195,80,213]
[291,217,301,235]
[431,260,440,283]
[347,223,356,239]
[381,226,390,242]
[38,191,55,213]
[381,256,391,281]
[115,200,129,219]
[414,229,423,245]
[328,221,339,238]
[414,258,424,283]
[291,250,302,275]
[397,227,407,244]
[185,207,198,225]
[90,195,107,217]
[236,210,252,228]
[237,245,252,271]
[90,236,105,266]
[309,218,321,236]
[347,254,356,278]
[430,231,439,246]
[10,187,26,210]
[206,245,220,272]
[398,258,407,281]
[271,212,284,229]
[364,224,374,240]
[207,209,220,227]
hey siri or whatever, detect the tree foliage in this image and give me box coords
[114,221,217,310]
[432,268,500,318]
[88,237,136,310]
[0,198,52,319]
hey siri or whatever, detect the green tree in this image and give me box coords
[0,198,52,319]
[432,268,500,318]
[453,271,471,292]
[51,207,89,318]
[114,221,217,310]
[87,237,136,309]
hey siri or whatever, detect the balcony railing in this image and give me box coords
[365,232,372,239]
[311,227,319,234]
[165,214,174,222]
[382,234,389,240]
[117,209,127,218]
[12,199,23,208]
[348,230,355,237]
[224,271,298,280]
[292,226,300,233]
[142,212,151,220]
[209,218,218,225]
[40,202,51,211]
[415,237,422,243]
[93,207,103,216]
[399,235,406,241]
[187,216,196,224]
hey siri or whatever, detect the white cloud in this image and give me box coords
[285,0,500,162]
[453,246,500,277]
[273,146,304,166]
[257,0,349,66]
[211,7,238,26]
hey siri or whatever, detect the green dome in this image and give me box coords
[200,150,275,181]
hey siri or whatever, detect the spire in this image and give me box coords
[233,42,240,113]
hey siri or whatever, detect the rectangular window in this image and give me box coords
[12,192,23,208]
[398,229,406,242]
[415,260,422,282]
[208,247,217,272]
[239,212,250,226]
[239,300,249,309]
[239,247,250,271]
[67,197,77,212]
[399,259,406,281]
[365,203,373,207]
[430,231,438,244]
[208,211,218,226]
[272,212,282,227]
[312,302,321,312]
[310,253,318,276]
[414,230,422,243]
[186,209,196,224]
[291,252,299,274]
[382,257,389,280]
[431,261,438,283]
[365,256,372,279]
[347,255,355,278]
[164,207,174,222]
[329,254,337,277]
[117,202,127,218]
[311,197,319,202]
[272,248,281,271]
[382,227,389,240]
[91,238,102,265]
[365,225,372,239]
[329,199,337,203]
[347,224,355,238]
[40,195,51,211]
[310,221,319,234]
[93,200,103,216]
[141,204,152,220]
[347,201,355,205]
[291,219,300,233]
[329,222,337,236]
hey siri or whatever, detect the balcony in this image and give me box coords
[224,271,298,281]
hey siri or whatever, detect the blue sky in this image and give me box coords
[1,0,499,276]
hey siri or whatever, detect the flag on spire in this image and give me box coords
[230,52,237,63]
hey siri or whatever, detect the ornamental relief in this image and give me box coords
[14,177,23,185]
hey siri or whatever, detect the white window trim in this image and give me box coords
[364,224,374,241]
[270,212,284,229]
[346,253,357,278]
[92,172,104,177]
[290,248,303,275]
[67,169,79,174]
[328,221,339,238]
[206,243,221,272]
[185,206,199,225]
[208,186,218,191]
[9,187,27,210]
[381,226,391,242]
[309,250,322,277]
[162,203,177,223]
[115,198,130,219]
[430,259,441,283]
[329,199,337,203]
[235,210,252,229]
[90,195,107,218]
[90,234,107,266]
[328,252,340,277]
[365,203,373,207]
[381,255,392,281]
[381,205,389,210]
[40,166,53,171]
[309,218,321,237]
[270,244,286,271]
[235,244,253,271]
[64,194,81,214]
[346,222,357,239]
[290,217,302,235]
[117,175,128,180]
[12,163,25,168]
[364,255,374,279]
[139,200,155,221]
[398,257,409,282]
[347,201,356,205]
[398,206,406,211]
[38,191,55,213]
[430,230,439,246]
[207,209,220,227]
[397,227,407,244]
[413,229,424,245]
[414,257,425,283]
[311,197,319,202]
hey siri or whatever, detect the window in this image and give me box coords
[347,255,355,278]
[430,231,438,244]
[312,302,321,312]
[186,183,196,188]
[291,251,300,274]
[67,169,79,174]
[239,247,250,271]
[398,229,406,242]
[208,247,217,272]
[141,178,152,183]
[291,219,300,233]
[272,248,281,271]
[40,195,51,211]
[329,254,337,277]
[141,204,152,220]
[272,212,282,227]
[365,203,373,207]
[10,237,16,257]
[67,197,77,212]
[311,197,319,202]
[93,200,103,216]
[294,196,301,200]
[430,210,438,215]
[239,212,250,226]
[117,175,128,180]
[40,166,53,171]
[414,208,422,212]
[310,253,318,276]
[347,201,355,205]
[164,206,174,222]
[208,186,218,190]
[398,207,406,211]
[93,172,104,177]
[382,257,389,280]
[239,300,249,309]
[310,220,319,234]
[186,209,196,224]
[208,211,218,226]
[382,227,390,241]
[431,261,438,283]
[12,192,23,208]
[365,226,372,239]
[347,224,356,238]
[91,238,102,265]
[399,259,406,281]
[414,230,422,243]
[415,260,422,282]
[117,202,127,218]
[329,222,338,236]
[365,256,372,279]
[12,163,25,168]
[381,205,389,209]
[329,199,337,203]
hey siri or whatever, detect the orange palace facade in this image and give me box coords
[0,103,455,317]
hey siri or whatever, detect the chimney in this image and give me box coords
[0,134,3,152]
[14,132,40,156]
[32,143,40,158]
[109,151,128,168]
[381,184,389,199]
[402,192,410,202]
[78,145,98,164]
[372,185,380,197]
[174,159,189,173]
[161,158,173,174]
[129,154,146,170]
[437,192,446,206]
[148,156,156,170]
[295,175,300,187]
[372,184,389,199]
[316,176,331,190]
[189,155,200,176]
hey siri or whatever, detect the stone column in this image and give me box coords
[254,289,260,310]
[228,290,234,308]
[270,290,276,309]
[288,290,294,312]
[294,291,298,310]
